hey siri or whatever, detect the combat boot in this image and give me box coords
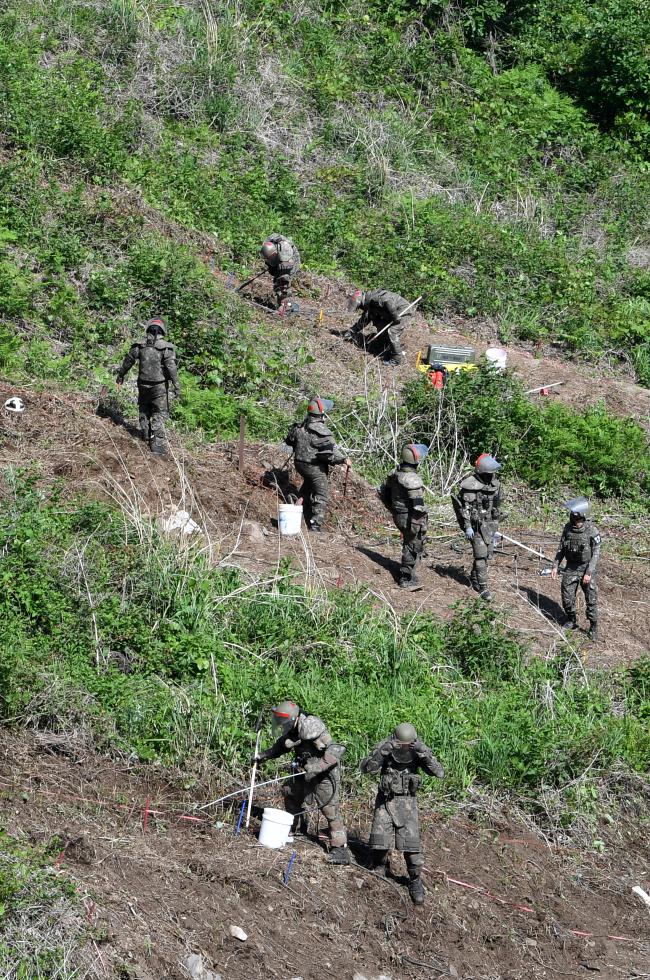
[564,616,578,631]
[327,846,351,865]
[587,621,599,642]
[478,588,492,602]
[398,576,421,591]
[408,876,425,905]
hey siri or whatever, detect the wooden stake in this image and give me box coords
[238,415,245,475]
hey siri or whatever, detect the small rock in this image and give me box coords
[229,925,248,942]
[242,520,267,544]
[524,938,537,947]
[353,974,369,980]
[448,968,459,979]
[183,954,222,980]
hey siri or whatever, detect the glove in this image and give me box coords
[465,527,474,541]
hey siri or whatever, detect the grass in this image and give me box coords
[0,473,648,806]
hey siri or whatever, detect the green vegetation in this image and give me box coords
[1,476,648,798]
[1,0,650,409]
[0,828,87,976]
[404,366,650,500]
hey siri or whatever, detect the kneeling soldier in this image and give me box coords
[361,723,444,904]
[254,700,351,864]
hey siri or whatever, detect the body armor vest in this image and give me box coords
[138,342,167,384]
[564,525,594,565]
[379,751,422,797]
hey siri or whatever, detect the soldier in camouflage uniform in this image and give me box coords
[361,723,444,905]
[551,497,601,640]
[379,443,429,590]
[285,397,350,532]
[454,454,502,600]
[116,317,180,455]
[254,700,351,864]
[260,234,301,309]
[347,288,414,365]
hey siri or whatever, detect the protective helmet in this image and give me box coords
[347,289,365,312]
[145,316,166,335]
[565,496,589,524]
[401,443,429,465]
[271,700,300,736]
[260,240,278,261]
[307,396,334,417]
[4,396,25,414]
[393,722,417,743]
[475,453,501,474]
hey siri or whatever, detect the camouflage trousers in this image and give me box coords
[386,314,410,361]
[283,769,347,848]
[295,460,330,530]
[368,793,424,874]
[561,563,598,623]
[469,522,496,593]
[394,512,427,583]
[138,383,168,454]
[273,272,294,302]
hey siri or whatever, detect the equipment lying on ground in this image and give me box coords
[494,530,549,560]
[416,345,477,385]
[3,397,25,413]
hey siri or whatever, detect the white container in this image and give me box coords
[485,347,508,371]
[258,807,294,849]
[278,503,303,536]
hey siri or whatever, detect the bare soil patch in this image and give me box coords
[1,734,649,979]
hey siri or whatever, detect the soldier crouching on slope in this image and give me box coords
[346,288,414,365]
[116,316,180,456]
[378,442,429,590]
[361,724,444,905]
[551,496,601,641]
[260,234,301,311]
[254,700,351,864]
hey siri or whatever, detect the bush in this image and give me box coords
[0,480,648,795]
[404,366,650,500]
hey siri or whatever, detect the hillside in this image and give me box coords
[1,2,650,978]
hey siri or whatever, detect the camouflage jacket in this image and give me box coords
[117,336,180,392]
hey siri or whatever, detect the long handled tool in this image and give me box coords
[494,531,549,560]
[235,269,267,293]
[197,772,302,811]
[245,711,264,829]
[368,295,424,346]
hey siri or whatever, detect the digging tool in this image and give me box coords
[235,269,267,293]
[493,531,549,560]
[197,771,303,811]
[245,710,264,829]
[369,296,424,347]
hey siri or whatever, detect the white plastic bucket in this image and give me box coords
[278,503,303,536]
[485,347,508,372]
[258,807,294,849]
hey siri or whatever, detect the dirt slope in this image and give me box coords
[2,733,649,980]
[1,383,648,668]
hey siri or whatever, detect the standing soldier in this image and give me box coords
[260,234,301,310]
[453,454,502,600]
[347,288,415,366]
[379,443,429,590]
[254,700,351,865]
[361,723,444,905]
[116,316,180,456]
[551,497,601,640]
[285,397,351,532]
